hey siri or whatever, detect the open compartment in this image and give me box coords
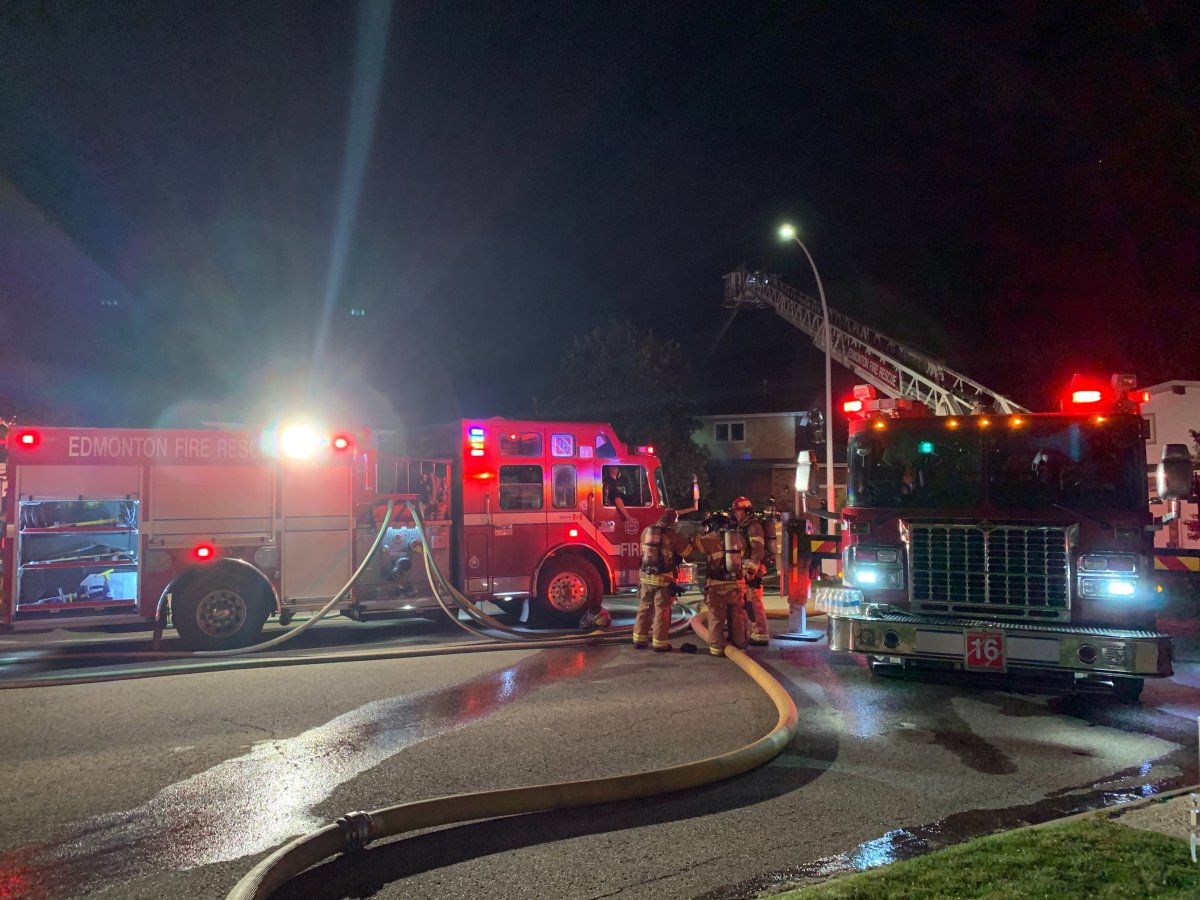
[16,499,140,616]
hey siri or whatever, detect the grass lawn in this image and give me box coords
[777,818,1200,899]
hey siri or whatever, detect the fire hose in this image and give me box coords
[0,499,695,688]
[226,614,798,900]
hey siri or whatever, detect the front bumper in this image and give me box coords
[826,604,1173,678]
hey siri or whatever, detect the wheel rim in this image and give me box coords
[546,571,588,612]
[195,589,248,638]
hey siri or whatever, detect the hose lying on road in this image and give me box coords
[226,613,798,900]
[0,495,703,687]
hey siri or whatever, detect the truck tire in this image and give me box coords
[173,567,272,651]
[533,556,603,626]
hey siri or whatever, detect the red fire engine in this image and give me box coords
[406,418,679,623]
[815,375,1176,702]
[0,417,671,649]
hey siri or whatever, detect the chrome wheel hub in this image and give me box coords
[196,589,248,638]
[547,572,588,612]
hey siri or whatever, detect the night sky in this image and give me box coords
[1,1,1197,429]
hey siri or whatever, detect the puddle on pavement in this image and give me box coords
[0,647,608,899]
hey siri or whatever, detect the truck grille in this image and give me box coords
[907,523,1071,620]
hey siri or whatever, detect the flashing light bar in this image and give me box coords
[636,445,656,455]
[467,425,486,458]
[1071,389,1103,404]
[842,399,864,414]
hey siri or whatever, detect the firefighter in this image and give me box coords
[602,466,633,526]
[633,508,690,651]
[690,513,747,655]
[732,496,770,645]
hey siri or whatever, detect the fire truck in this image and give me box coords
[0,418,672,649]
[405,418,681,622]
[814,378,1174,701]
[722,269,1181,700]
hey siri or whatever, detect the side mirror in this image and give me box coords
[1157,444,1195,501]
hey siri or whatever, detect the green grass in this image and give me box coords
[777,818,1200,899]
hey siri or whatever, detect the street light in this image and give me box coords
[778,223,837,516]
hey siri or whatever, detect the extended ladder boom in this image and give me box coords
[723,268,1027,416]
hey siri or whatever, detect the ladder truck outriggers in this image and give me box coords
[725,269,1179,701]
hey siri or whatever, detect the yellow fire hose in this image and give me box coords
[226,614,798,899]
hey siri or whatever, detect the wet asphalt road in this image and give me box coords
[0,611,1197,900]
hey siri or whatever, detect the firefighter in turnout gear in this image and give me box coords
[732,496,770,645]
[634,508,691,651]
[690,514,747,655]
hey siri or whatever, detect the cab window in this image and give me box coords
[499,465,543,509]
[601,465,652,507]
[499,431,543,457]
[595,433,617,459]
[552,465,576,509]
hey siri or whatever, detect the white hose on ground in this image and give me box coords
[188,499,397,657]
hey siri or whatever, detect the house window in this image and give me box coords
[715,422,745,442]
[1143,414,1156,445]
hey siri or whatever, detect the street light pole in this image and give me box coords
[779,225,836,516]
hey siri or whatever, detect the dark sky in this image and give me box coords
[1,0,1197,428]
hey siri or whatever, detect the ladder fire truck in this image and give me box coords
[0,418,672,649]
[725,270,1181,700]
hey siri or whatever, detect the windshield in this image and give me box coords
[986,418,1145,512]
[848,429,983,509]
[847,417,1146,514]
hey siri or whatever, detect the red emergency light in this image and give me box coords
[1071,389,1103,404]
[1130,389,1151,404]
[636,445,656,455]
[331,434,352,451]
[567,528,580,538]
[12,429,40,448]
[842,399,864,415]
[193,543,216,561]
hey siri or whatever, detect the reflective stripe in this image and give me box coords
[1155,554,1200,572]
[640,574,673,586]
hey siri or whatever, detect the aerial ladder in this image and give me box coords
[723,267,1028,416]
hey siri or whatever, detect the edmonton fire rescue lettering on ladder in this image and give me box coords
[1,417,678,648]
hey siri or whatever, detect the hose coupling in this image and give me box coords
[336,810,378,852]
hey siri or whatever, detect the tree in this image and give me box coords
[536,321,709,508]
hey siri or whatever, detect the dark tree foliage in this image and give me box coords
[537,321,709,508]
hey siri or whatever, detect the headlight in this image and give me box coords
[847,545,904,589]
[1078,553,1136,573]
[1080,577,1138,599]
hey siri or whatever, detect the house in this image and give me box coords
[694,408,846,514]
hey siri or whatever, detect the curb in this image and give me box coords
[1023,782,1200,833]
